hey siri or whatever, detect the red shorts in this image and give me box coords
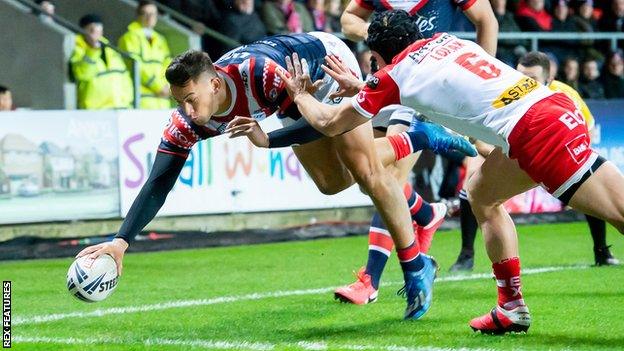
[508,93,598,199]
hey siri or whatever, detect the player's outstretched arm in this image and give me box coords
[76,151,186,275]
[340,0,373,42]
[463,0,499,56]
[225,116,324,148]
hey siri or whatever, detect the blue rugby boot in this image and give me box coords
[407,118,477,157]
[398,255,438,320]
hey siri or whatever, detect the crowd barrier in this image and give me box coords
[0,100,622,224]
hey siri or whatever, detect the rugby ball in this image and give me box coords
[67,254,118,302]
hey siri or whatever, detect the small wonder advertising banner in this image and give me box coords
[116,110,371,217]
[0,110,120,224]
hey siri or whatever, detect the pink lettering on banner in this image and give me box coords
[123,133,145,188]
[225,143,253,179]
[285,152,301,180]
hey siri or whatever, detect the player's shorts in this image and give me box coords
[371,104,415,132]
[279,32,362,128]
[507,92,604,204]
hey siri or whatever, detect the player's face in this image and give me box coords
[171,72,221,125]
[516,64,547,85]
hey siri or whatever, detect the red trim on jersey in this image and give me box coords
[459,0,477,11]
[157,148,189,158]
[354,0,375,10]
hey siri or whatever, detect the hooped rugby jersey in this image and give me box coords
[159,33,330,157]
[352,33,555,153]
[355,0,477,38]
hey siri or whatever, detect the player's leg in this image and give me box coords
[466,148,536,334]
[291,135,356,195]
[584,214,620,265]
[334,121,437,319]
[450,155,484,272]
[568,161,624,235]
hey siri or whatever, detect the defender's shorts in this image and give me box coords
[508,93,602,203]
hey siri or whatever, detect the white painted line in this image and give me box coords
[13,265,588,326]
[13,336,497,351]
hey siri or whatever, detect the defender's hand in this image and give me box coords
[276,53,323,99]
[322,55,363,99]
[225,116,270,148]
[76,238,128,276]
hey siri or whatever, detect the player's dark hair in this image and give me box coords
[519,51,551,80]
[166,50,217,87]
[0,85,8,94]
[137,0,157,13]
[366,10,422,64]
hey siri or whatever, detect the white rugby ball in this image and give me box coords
[67,254,119,302]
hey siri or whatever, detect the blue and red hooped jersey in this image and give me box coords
[159,33,329,157]
[355,0,477,38]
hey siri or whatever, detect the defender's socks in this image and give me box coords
[366,212,393,289]
[493,257,525,310]
[403,183,433,226]
[387,132,424,161]
[459,190,478,255]
[397,240,425,272]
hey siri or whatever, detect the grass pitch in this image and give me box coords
[3,221,624,351]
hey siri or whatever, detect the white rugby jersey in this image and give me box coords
[352,33,555,153]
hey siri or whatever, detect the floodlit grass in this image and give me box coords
[3,222,624,350]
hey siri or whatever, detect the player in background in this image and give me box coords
[335,0,499,301]
[276,10,624,334]
[451,52,622,270]
[76,32,476,321]
[516,51,619,265]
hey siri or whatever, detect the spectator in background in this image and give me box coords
[516,0,553,31]
[0,86,13,111]
[70,14,133,109]
[573,0,597,32]
[579,58,606,98]
[325,0,343,32]
[546,1,578,61]
[562,56,580,89]
[598,0,624,32]
[118,0,172,109]
[491,0,527,66]
[221,0,267,45]
[307,0,328,32]
[603,50,624,98]
[261,0,314,35]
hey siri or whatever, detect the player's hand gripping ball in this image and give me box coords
[67,254,119,302]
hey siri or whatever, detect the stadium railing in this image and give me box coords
[452,32,624,52]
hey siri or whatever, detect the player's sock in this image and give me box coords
[459,190,478,256]
[404,183,433,226]
[366,212,394,289]
[586,214,607,249]
[493,257,525,310]
[397,240,425,272]
[387,132,424,161]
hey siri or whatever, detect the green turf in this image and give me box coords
[2,222,624,350]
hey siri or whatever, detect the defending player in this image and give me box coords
[334,0,499,303]
[276,11,624,334]
[76,32,476,320]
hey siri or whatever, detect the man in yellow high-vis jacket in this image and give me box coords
[118,0,172,109]
[70,14,133,110]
